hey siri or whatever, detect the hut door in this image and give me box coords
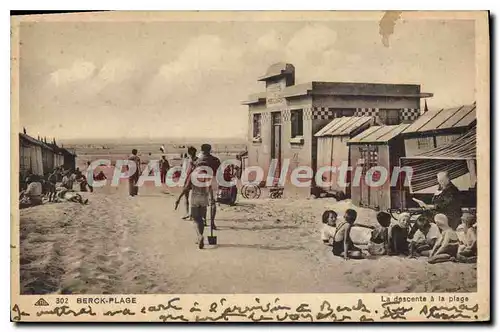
[359,146,379,208]
[270,112,282,182]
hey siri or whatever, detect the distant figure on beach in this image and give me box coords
[47,169,58,202]
[95,170,107,181]
[61,170,74,190]
[128,149,141,197]
[159,155,170,184]
[175,146,198,220]
[85,161,94,193]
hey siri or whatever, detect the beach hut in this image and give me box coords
[48,142,65,169]
[61,147,77,170]
[347,124,409,211]
[19,133,52,177]
[402,103,476,156]
[314,116,375,197]
[401,103,476,196]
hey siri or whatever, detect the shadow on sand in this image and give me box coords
[214,243,305,251]
[228,202,258,208]
[215,225,300,231]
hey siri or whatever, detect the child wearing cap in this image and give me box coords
[428,214,460,264]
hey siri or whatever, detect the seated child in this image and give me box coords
[388,212,410,255]
[19,177,43,209]
[428,214,460,264]
[332,209,363,260]
[409,213,441,257]
[457,213,477,263]
[368,211,391,256]
[321,210,337,244]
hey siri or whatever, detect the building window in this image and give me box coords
[327,108,355,118]
[417,136,433,150]
[291,109,304,138]
[253,113,261,139]
[379,109,400,125]
[436,134,460,147]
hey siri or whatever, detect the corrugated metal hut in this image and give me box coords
[347,124,409,211]
[314,116,375,196]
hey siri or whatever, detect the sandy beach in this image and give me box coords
[19,183,477,295]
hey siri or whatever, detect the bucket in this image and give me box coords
[208,234,217,245]
[207,204,217,245]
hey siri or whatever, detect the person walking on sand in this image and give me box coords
[159,155,170,184]
[197,143,221,230]
[128,149,141,197]
[176,160,214,249]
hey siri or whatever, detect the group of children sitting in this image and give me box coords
[321,208,477,263]
[19,167,91,208]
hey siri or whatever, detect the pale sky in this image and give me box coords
[18,17,475,140]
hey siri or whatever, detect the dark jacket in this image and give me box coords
[197,153,221,176]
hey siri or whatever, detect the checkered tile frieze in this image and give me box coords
[282,109,292,121]
[400,108,420,122]
[355,108,380,117]
[311,107,337,120]
[260,112,271,123]
[253,107,352,123]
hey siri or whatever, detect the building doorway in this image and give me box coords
[359,146,379,208]
[270,112,282,183]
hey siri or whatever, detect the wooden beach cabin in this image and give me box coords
[399,103,476,206]
[19,133,46,178]
[347,124,409,211]
[61,147,77,170]
[314,116,375,197]
[402,103,476,160]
